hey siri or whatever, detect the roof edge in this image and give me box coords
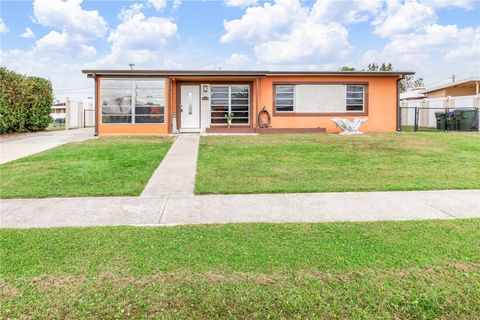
[81,69,415,77]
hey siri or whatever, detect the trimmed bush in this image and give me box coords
[0,67,53,134]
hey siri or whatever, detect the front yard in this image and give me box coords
[1,219,479,319]
[196,132,480,194]
[0,136,173,198]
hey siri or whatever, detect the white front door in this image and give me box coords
[180,85,200,130]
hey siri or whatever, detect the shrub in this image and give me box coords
[0,67,53,134]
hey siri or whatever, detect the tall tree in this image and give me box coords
[365,62,423,93]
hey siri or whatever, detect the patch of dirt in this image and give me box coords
[0,280,19,300]
[451,262,480,272]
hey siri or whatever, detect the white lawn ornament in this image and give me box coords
[331,118,368,135]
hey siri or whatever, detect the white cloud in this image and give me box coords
[361,23,480,81]
[383,24,480,62]
[221,0,351,64]
[92,4,178,68]
[254,21,350,64]
[211,53,252,69]
[35,30,69,50]
[20,27,36,38]
[148,0,167,12]
[173,0,182,10]
[221,0,308,43]
[373,1,436,37]
[33,0,107,39]
[420,0,478,9]
[0,18,8,33]
[310,0,383,24]
[109,6,177,51]
[225,0,258,7]
[81,44,96,57]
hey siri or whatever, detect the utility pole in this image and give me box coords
[450,74,455,83]
[129,63,135,70]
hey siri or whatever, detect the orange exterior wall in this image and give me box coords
[96,75,399,135]
[256,75,399,133]
[97,77,171,136]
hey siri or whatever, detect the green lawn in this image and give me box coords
[1,219,479,319]
[196,132,480,194]
[46,123,66,131]
[0,136,173,198]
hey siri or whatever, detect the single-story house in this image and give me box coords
[423,78,480,98]
[81,70,414,136]
[400,87,426,100]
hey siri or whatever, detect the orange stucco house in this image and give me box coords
[81,70,414,135]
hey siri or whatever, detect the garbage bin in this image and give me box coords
[459,110,477,131]
[435,112,446,130]
[444,111,459,131]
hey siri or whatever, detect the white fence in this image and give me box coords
[400,95,479,131]
[51,99,95,129]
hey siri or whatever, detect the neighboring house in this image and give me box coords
[400,87,426,100]
[81,70,414,135]
[422,78,480,98]
[50,101,66,123]
[51,102,66,114]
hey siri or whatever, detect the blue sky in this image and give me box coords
[1,0,479,99]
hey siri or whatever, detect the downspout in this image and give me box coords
[396,75,404,132]
[255,77,259,128]
[169,77,173,134]
[93,73,98,136]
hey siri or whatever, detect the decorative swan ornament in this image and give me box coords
[330,118,368,135]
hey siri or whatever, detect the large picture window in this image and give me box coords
[101,79,165,124]
[274,84,366,114]
[211,85,249,124]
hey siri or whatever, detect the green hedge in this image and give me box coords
[0,67,53,134]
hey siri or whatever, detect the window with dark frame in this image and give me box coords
[100,79,166,124]
[346,85,364,111]
[274,84,294,112]
[210,85,249,124]
[274,84,366,113]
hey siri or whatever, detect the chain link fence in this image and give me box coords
[399,106,479,132]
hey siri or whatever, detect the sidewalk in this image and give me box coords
[1,190,479,228]
[0,128,95,164]
[141,134,199,196]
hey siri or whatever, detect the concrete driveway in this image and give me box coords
[0,128,95,164]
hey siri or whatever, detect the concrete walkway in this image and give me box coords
[0,128,95,164]
[1,190,479,228]
[141,134,199,196]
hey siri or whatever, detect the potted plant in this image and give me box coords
[225,112,234,128]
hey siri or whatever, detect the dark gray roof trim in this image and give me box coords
[82,69,415,77]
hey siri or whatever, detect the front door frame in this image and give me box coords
[176,80,255,131]
[178,84,201,132]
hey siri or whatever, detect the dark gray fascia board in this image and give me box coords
[81,69,415,77]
